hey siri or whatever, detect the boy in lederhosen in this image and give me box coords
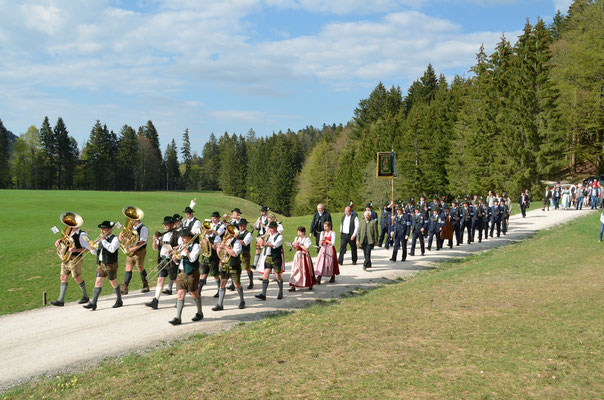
[255,221,284,301]
[169,229,203,325]
[212,223,246,311]
[84,221,122,311]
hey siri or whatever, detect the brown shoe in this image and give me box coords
[141,282,150,293]
[120,283,129,295]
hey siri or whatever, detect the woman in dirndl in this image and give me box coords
[314,221,339,284]
[288,226,316,291]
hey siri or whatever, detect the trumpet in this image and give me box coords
[119,206,144,256]
[53,212,84,262]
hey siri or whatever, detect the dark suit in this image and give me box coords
[518,194,528,218]
[391,212,410,261]
[379,208,392,248]
[310,210,332,247]
[426,212,442,250]
[357,218,379,269]
[410,212,427,256]
[338,213,358,265]
[489,205,503,237]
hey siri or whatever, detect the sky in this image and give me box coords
[0,0,573,153]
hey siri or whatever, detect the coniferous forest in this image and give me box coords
[0,1,602,216]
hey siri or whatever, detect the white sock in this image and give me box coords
[155,285,162,300]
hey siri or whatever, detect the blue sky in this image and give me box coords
[0,0,573,154]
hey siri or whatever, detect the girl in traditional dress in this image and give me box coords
[314,221,339,284]
[288,227,316,292]
[562,187,570,209]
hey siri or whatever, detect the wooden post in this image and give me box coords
[43,291,47,306]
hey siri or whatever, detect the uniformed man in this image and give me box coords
[378,202,392,249]
[255,221,284,300]
[409,207,426,256]
[145,216,179,310]
[500,199,509,235]
[426,207,442,251]
[169,229,203,325]
[490,199,503,238]
[474,200,486,243]
[120,217,149,295]
[203,211,225,298]
[212,222,246,311]
[450,200,462,246]
[429,197,440,213]
[182,206,201,243]
[482,200,491,240]
[364,202,378,221]
[405,198,415,215]
[50,223,90,306]
[390,205,410,261]
[84,221,122,311]
[461,200,473,244]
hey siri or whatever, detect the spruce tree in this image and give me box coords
[39,116,56,189]
[181,128,192,190]
[164,139,180,190]
[116,125,138,190]
[0,119,10,187]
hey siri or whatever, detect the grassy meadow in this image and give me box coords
[3,211,602,399]
[0,190,341,316]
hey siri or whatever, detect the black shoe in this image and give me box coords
[213,291,219,298]
[277,292,283,300]
[389,258,396,262]
[112,300,123,308]
[328,276,335,283]
[169,318,181,326]
[227,283,235,291]
[288,286,296,292]
[247,282,254,290]
[78,296,89,304]
[141,282,150,293]
[192,313,204,321]
[409,253,415,256]
[83,302,96,311]
[238,301,245,309]
[421,253,425,256]
[145,298,158,310]
[316,276,321,285]
[352,262,357,265]
[162,289,172,295]
[212,304,223,311]
[50,300,64,307]
[427,247,431,251]
[255,294,266,301]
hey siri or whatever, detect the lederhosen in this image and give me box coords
[176,243,200,292]
[200,232,220,277]
[238,230,252,269]
[61,230,86,277]
[220,237,242,283]
[157,230,179,279]
[264,233,283,274]
[97,234,119,280]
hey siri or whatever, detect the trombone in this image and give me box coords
[147,226,207,282]
[69,221,122,266]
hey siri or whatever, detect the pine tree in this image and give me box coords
[53,117,78,189]
[0,119,10,188]
[85,121,118,190]
[116,125,138,190]
[200,133,220,190]
[164,139,180,190]
[39,116,56,189]
[181,128,192,190]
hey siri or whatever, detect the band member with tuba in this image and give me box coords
[255,221,285,301]
[145,216,179,309]
[119,207,149,295]
[236,218,254,290]
[51,212,90,306]
[169,229,203,325]
[212,224,246,311]
[197,218,221,296]
[84,221,122,310]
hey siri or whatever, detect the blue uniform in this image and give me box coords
[451,206,462,245]
[390,212,411,261]
[489,204,503,237]
[379,208,392,248]
[410,212,427,256]
[426,212,442,251]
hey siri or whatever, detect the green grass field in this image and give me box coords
[0,190,341,316]
[3,210,602,399]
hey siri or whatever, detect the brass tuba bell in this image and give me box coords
[199,220,213,258]
[218,224,239,263]
[56,212,84,262]
[119,206,144,256]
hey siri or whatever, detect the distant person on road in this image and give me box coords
[378,201,393,249]
[576,184,584,210]
[357,211,379,270]
[309,203,332,249]
[552,184,562,209]
[542,186,551,211]
[519,190,529,218]
[599,211,604,242]
[338,206,359,266]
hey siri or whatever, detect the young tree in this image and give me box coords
[181,128,192,190]
[0,119,10,188]
[165,139,180,190]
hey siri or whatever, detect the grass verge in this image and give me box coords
[4,212,602,399]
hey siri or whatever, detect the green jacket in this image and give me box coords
[357,218,379,245]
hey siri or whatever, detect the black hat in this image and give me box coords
[211,211,220,218]
[163,216,174,224]
[179,229,193,237]
[260,206,269,212]
[98,220,114,229]
[407,197,413,203]
[172,213,182,222]
[268,221,278,228]
[365,203,372,208]
[231,208,241,214]
[348,200,354,207]
[239,218,248,226]
[183,206,194,213]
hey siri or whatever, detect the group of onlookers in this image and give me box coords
[542,180,602,211]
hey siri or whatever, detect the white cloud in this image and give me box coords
[207,109,274,125]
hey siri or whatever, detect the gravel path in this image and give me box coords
[0,207,593,391]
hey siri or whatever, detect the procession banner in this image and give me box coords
[376,151,396,179]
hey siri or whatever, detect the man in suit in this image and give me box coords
[450,200,462,246]
[409,206,427,256]
[357,211,379,270]
[378,202,392,249]
[542,186,551,211]
[390,205,411,261]
[426,207,442,251]
[338,206,359,265]
[309,203,332,248]
[490,199,503,238]
[518,191,529,218]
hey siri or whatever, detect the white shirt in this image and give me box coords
[230,238,243,257]
[157,231,174,258]
[71,229,90,250]
[183,218,202,235]
[263,232,283,256]
[178,242,200,271]
[255,215,268,234]
[133,222,148,243]
[340,214,359,237]
[319,231,336,246]
[600,212,604,224]
[294,236,312,250]
[239,230,253,246]
[212,221,226,237]
[91,235,120,259]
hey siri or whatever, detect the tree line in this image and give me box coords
[1,0,601,216]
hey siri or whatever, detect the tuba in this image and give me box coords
[56,212,84,262]
[199,220,213,258]
[119,206,144,256]
[218,225,239,263]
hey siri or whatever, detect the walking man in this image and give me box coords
[357,211,379,270]
[338,206,359,265]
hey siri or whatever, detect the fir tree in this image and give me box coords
[164,139,180,190]
[181,128,192,190]
[0,119,10,187]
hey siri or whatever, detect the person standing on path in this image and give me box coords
[357,211,379,270]
[338,206,359,265]
[519,191,529,218]
[309,204,332,249]
[599,211,604,242]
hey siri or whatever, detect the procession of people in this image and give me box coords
[49,185,601,324]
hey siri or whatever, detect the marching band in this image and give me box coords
[50,195,528,324]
